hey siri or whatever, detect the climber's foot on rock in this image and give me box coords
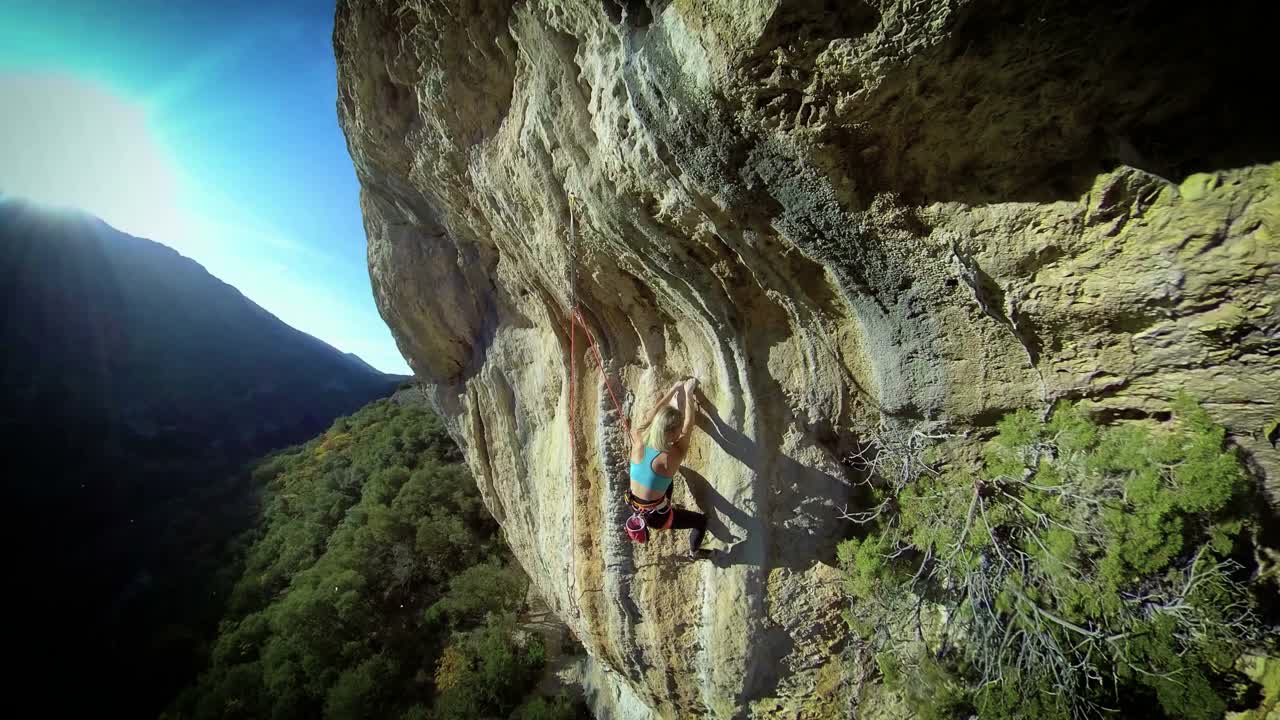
[686,548,715,562]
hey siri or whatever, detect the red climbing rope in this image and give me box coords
[564,194,633,613]
[577,309,632,435]
[564,194,631,484]
[568,310,578,468]
[566,308,631,478]
[565,305,632,613]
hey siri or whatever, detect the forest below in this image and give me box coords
[166,398,586,720]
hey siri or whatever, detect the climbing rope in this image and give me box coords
[570,308,631,436]
[565,193,632,612]
[567,193,578,475]
[566,193,582,615]
[564,194,631,443]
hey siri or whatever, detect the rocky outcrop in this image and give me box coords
[335,1,1278,716]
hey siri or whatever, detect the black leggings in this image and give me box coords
[646,506,706,552]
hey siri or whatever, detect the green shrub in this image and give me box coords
[509,694,585,720]
[866,647,971,720]
[424,558,528,629]
[431,613,545,720]
[839,398,1268,719]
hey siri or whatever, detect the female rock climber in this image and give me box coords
[627,377,712,560]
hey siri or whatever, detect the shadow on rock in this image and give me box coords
[691,390,853,572]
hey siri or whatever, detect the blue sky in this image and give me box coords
[0,0,412,374]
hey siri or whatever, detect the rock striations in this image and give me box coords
[336,1,1278,716]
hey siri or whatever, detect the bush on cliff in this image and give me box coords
[839,397,1276,719]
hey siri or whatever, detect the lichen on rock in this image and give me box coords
[335,1,1278,716]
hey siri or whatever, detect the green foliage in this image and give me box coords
[425,558,528,629]
[867,646,972,720]
[974,678,1071,720]
[838,398,1267,719]
[431,613,545,719]
[324,654,398,720]
[508,694,586,720]
[169,400,555,720]
[837,530,902,601]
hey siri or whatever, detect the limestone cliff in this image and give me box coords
[335,1,1278,716]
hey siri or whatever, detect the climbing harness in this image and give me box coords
[624,490,675,543]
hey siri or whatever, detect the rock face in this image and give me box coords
[335,1,1278,716]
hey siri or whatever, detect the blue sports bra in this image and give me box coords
[629,447,673,494]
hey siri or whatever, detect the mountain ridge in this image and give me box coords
[0,195,404,449]
[0,194,403,374]
[0,195,409,716]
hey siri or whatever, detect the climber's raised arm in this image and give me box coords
[677,378,698,440]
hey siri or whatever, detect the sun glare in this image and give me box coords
[0,72,193,247]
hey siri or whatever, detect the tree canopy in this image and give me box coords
[168,399,581,720]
